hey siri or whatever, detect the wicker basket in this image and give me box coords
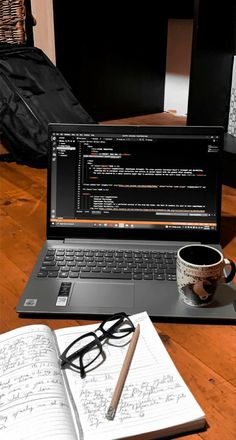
[0,0,26,44]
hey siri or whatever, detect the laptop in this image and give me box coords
[16,124,236,321]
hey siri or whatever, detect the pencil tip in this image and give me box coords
[106,406,116,420]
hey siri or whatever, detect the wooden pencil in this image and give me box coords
[106,323,140,420]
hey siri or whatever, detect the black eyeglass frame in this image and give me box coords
[60,312,135,378]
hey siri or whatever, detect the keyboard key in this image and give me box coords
[37,272,47,277]
[154,274,165,280]
[69,272,79,278]
[133,274,142,280]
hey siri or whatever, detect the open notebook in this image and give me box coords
[0,312,206,440]
[16,124,236,321]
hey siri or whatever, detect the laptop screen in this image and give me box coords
[47,124,223,243]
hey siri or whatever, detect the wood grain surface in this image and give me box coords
[0,113,236,439]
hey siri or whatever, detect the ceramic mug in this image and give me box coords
[176,244,236,307]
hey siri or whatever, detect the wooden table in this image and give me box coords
[1,131,236,439]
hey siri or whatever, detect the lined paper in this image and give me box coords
[55,312,205,440]
[0,314,205,440]
[0,325,77,440]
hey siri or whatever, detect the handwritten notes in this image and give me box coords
[0,313,205,440]
[55,312,205,440]
[0,325,77,440]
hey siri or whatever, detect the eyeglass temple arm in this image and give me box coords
[101,316,134,335]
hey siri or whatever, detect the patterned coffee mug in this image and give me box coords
[177,244,236,307]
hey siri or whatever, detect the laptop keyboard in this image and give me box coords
[37,248,177,281]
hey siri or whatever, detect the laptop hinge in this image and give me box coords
[64,238,82,244]
[63,238,107,245]
[64,238,114,245]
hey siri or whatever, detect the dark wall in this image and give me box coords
[187,0,235,130]
[25,0,34,46]
[52,1,235,129]
[53,5,168,121]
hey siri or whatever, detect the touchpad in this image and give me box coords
[70,281,135,308]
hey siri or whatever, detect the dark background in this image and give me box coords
[52,1,235,130]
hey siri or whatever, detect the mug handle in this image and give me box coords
[224,258,236,283]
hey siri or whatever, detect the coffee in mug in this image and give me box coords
[177,244,236,307]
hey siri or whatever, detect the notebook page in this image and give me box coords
[0,325,77,440]
[55,312,205,440]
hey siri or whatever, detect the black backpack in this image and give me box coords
[0,44,96,167]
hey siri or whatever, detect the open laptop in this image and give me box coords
[16,124,236,321]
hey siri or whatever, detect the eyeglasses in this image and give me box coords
[60,312,135,378]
